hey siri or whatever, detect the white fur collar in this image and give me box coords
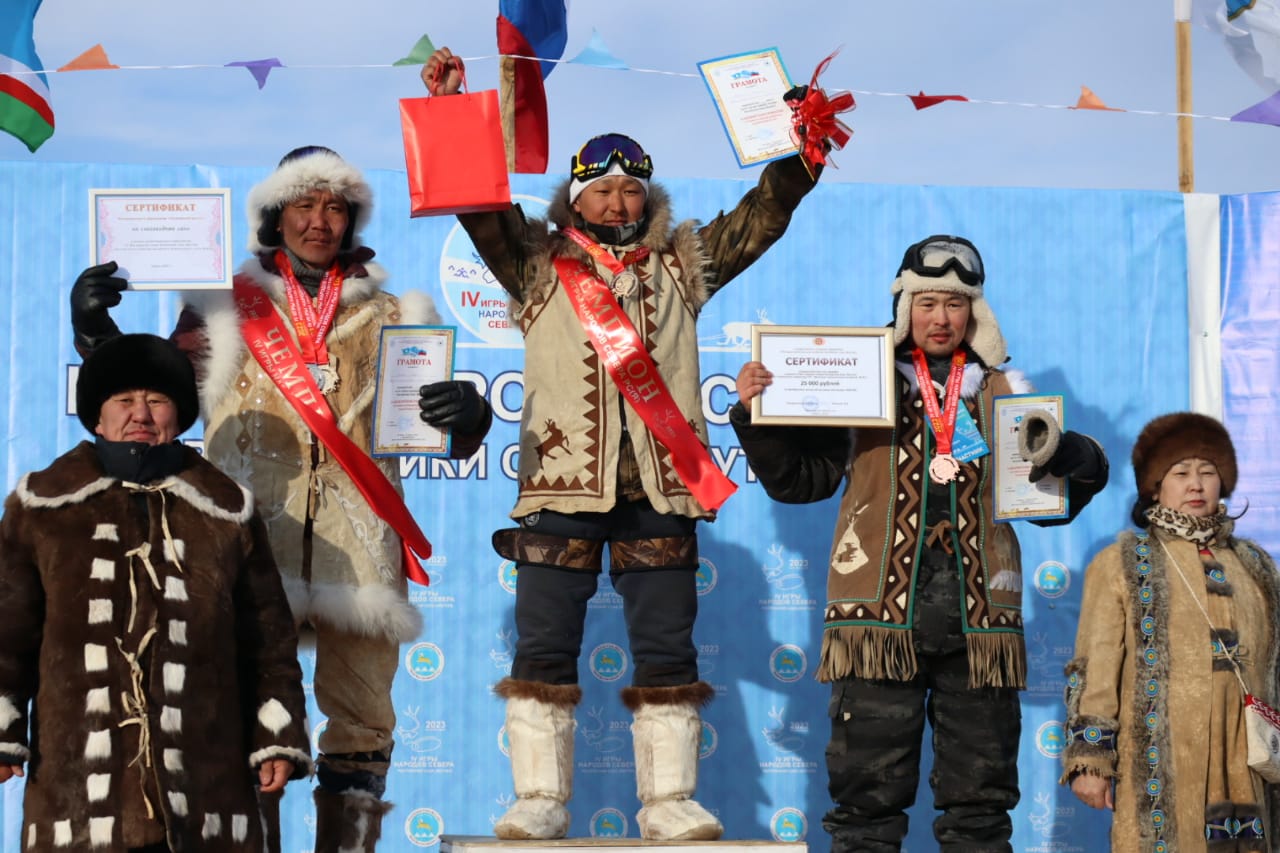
[17,444,253,522]
[184,259,435,419]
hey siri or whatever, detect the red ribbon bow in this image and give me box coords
[789,50,855,171]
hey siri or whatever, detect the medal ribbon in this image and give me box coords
[911,347,966,456]
[233,275,433,586]
[277,250,344,364]
[552,256,737,512]
[563,227,650,276]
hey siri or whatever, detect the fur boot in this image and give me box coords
[623,682,723,841]
[313,788,394,853]
[493,678,582,840]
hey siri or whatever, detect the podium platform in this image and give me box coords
[440,837,806,853]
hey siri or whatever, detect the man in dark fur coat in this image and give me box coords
[0,333,311,851]
[731,236,1110,852]
[421,46,821,842]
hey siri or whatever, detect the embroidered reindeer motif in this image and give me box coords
[536,418,570,462]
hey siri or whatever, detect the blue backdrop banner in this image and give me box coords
[0,161,1212,852]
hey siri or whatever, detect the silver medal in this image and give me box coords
[308,362,339,394]
[611,270,639,299]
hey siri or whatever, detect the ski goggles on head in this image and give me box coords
[900,236,985,287]
[570,133,654,181]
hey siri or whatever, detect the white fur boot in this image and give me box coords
[493,680,580,840]
[627,684,723,841]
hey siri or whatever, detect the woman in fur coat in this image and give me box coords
[1062,412,1280,852]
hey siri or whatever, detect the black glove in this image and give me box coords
[71,261,127,350]
[783,84,809,106]
[418,380,486,432]
[1031,430,1105,484]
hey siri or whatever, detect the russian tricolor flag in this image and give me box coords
[497,0,567,173]
[1,0,52,153]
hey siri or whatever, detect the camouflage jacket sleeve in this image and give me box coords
[457,206,541,304]
[696,154,820,298]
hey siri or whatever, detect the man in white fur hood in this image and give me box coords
[70,145,492,851]
[731,235,1109,852]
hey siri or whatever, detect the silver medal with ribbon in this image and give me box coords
[611,271,639,299]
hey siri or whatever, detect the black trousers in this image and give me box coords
[823,549,1021,853]
[510,502,700,687]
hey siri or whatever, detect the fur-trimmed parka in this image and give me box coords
[0,442,311,850]
[458,154,818,519]
[1063,526,1280,852]
[173,250,476,642]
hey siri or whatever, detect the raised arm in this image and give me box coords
[696,155,820,297]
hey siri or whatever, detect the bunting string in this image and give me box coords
[2,51,1250,125]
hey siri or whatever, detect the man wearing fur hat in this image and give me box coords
[731,235,1110,852]
[420,47,821,841]
[0,333,311,851]
[69,146,492,849]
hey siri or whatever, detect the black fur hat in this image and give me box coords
[76,334,199,436]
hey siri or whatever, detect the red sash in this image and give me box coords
[552,256,737,512]
[233,276,432,585]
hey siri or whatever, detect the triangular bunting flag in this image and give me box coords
[908,91,969,110]
[1072,85,1123,111]
[57,43,118,72]
[393,34,435,67]
[225,58,283,90]
[1231,89,1280,125]
[568,29,628,70]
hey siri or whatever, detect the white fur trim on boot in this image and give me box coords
[494,696,574,840]
[632,702,723,841]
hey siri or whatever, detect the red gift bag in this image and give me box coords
[400,87,511,217]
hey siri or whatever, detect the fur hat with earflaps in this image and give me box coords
[891,235,1007,367]
[76,333,200,436]
[246,145,374,254]
[1131,411,1238,499]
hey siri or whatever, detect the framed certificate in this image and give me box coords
[88,188,233,290]
[371,325,457,457]
[697,48,799,167]
[750,325,895,427]
[993,394,1069,522]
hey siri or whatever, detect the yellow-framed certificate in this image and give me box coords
[993,394,1069,522]
[697,48,799,167]
[750,325,895,427]
[371,325,456,457]
[88,187,233,290]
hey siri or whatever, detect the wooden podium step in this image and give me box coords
[441,837,806,853]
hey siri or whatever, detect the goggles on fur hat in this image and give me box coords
[898,236,985,287]
[570,133,653,182]
[891,235,1006,366]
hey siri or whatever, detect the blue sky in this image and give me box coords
[10,0,1280,194]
